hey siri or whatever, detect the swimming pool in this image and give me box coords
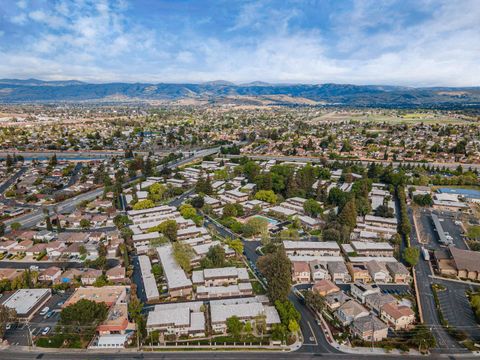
[252,215,279,226]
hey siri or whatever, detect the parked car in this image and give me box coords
[39,307,49,316]
[41,327,50,336]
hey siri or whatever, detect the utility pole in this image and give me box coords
[26,322,33,348]
[371,315,374,351]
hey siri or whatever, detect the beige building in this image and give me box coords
[380,303,415,330]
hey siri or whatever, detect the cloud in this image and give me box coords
[0,0,479,86]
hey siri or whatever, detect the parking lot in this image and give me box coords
[417,209,467,250]
[435,280,480,341]
[3,291,71,346]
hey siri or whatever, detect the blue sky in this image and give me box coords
[0,0,479,86]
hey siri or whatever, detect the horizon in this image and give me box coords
[1,77,480,89]
[0,0,479,87]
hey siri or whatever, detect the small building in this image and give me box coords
[328,261,351,283]
[2,288,52,322]
[380,303,415,330]
[312,279,340,296]
[147,301,205,338]
[335,300,369,326]
[351,315,388,342]
[351,282,381,304]
[347,263,372,283]
[292,261,311,283]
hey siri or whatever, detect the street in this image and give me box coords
[408,208,468,353]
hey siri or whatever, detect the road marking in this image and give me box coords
[306,321,317,345]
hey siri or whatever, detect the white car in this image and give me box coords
[39,307,49,316]
[41,327,50,336]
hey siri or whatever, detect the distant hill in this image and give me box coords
[0,78,479,107]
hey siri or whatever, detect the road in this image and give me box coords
[3,187,105,230]
[0,349,444,360]
[225,154,480,171]
[0,166,27,194]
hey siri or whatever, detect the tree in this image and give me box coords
[0,304,16,339]
[153,220,178,241]
[288,319,300,334]
[413,194,433,207]
[59,299,108,337]
[80,218,91,229]
[275,300,301,329]
[374,204,395,218]
[191,195,205,209]
[403,247,420,267]
[410,325,436,352]
[172,242,194,272]
[45,216,53,231]
[148,183,166,202]
[305,291,325,313]
[179,204,197,219]
[133,199,155,210]
[242,217,268,238]
[322,228,341,242]
[467,226,480,241]
[303,199,322,217]
[338,198,357,230]
[243,161,261,182]
[226,239,244,255]
[226,316,243,338]
[195,175,213,195]
[93,274,109,287]
[0,222,5,237]
[257,247,292,302]
[222,203,238,218]
[200,244,226,268]
[10,222,21,231]
[254,190,277,204]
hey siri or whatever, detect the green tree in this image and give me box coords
[0,222,5,237]
[10,222,21,231]
[403,247,420,267]
[305,291,325,313]
[288,319,300,334]
[467,226,480,241]
[148,183,167,202]
[322,228,341,243]
[257,247,292,302]
[172,242,194,272]
[254,190,277,204]
[59,299,108,337]
[195,175,213,195]
[0,304,16,339]
[200,244,226,268]
[179,204,196,219]
[80,218,91,229]
[410,325,436,352]
[154,220,178,241]
[303,199,322,217]
[242,217,268,237]
[226,239,244,255]
[191,196,205,209]
[226,316,243,338]
[133,199,155,210]
[338,198,357,230]
[222,203,238,218]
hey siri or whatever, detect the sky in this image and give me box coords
[0,0,479,86]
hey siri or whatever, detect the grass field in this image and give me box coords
[313,111,473,125]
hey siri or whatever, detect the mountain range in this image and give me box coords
[0,79,479,108]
